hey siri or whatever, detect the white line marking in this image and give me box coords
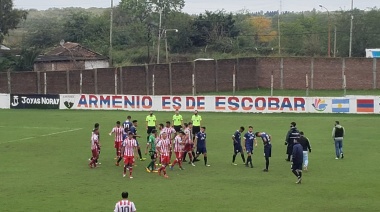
[0,126,70,130]
[0,128,83,144]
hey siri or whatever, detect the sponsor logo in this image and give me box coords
[312,98,327,111]
[11,95,19,107]
[60,95,75,109]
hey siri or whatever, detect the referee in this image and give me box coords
[191,110,202,139]
[172,109,183,132]
[146,110,157,142]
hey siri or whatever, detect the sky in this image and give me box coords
[13,0,378,14]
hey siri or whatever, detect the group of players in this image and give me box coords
[89,110,210,179]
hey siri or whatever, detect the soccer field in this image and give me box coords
[0,110,379,212]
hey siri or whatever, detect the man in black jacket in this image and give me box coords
[291,138,303,184]
[332,121,345,159]
[285,122,300,161]
[299,131,311,171]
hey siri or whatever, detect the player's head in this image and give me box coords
[194,110,198,115]
[239,126,245,132]
[133,120,138,126]
[121,192,129,199]
[248,126,253,132]
[128,132,133,138]
[166,121,171,127]
[175,109,179,115]
[255,132,261,137]
[159,123,164,130]
[179,131,185,136]
[290,122,296,127]
[300,131,304,136]
[162,132,167,139]
[335,121,340,126]
[94,123,99,129]
[151,129,157,135]
[188,122,193,127]
[127,115,131,120]
[149,110,153,115]
[201,126,205,132]
[183,123,189,128]
[93,128,99,134]
[116,121,120,126]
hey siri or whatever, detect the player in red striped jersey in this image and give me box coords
[89,128,99,168]
[170,131,186,170]
[120,132,138,179]
[156,132,171,178]
[183,123,196,166]
[162,121,176,160]
[114,191,136,212]
[109,121,124,159]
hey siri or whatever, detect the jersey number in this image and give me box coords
[121,206,130,212]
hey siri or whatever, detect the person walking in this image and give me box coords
[291,138,303,184]
[298,131,311,171]
[285,122,300,162]
[332,121,345,159]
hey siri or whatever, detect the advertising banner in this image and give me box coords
[0,93,10,109]
[10,94,60,109]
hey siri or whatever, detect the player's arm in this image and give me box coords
[332,127,336,138]
[254,138,258,147]
[285,130,290,144]
[307,138,312,152]
[243,136,247,150]
[193,136,198,149]
[146,116,149,129]
[145,140,151,155]
[108,128,114,136]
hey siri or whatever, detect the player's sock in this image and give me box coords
[287,154,291,161]
[292,170,299,177]
[192,151,196,158]
[265,158,269,170]
[183,153,186,161]
[241,154,246,163]
[117,156,122,163]
[232,154,236,163]
[123,165,127,173]
[129,166,133,176]
[147,161,154,170]
[163,167,167,175]
[172,159,177,167]
[192,156,198,163]
[138,149,143,159]
[179,160,182,168]
[299,171,302,178]
[204,156,208,165]
[247,156,251,165]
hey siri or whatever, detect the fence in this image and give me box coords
[0,57,378,95]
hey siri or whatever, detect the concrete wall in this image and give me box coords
[2,57,379,95]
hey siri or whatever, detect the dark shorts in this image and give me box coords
[264,146,272,158]
[149,151,157,160]
[246,148,253,154]
[174,125,182,132]
[196,147,207,154]
[192,126,200,136]
[234,145,243,153]
[291,163,302,171]
[147,126,156,134]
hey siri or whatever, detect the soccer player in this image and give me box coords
[145,129,158,173]
[130,120,146,161]
[146,110,157,141]
[285,122,300,162]
[170,131,185,170]
[114,191,137,212]
[231,126,246,165]
[298,131,312,171]
[332,121,345,159]
[182,122,195,165]
[255,131,272,172]
[162,121,176,160]
[89,128,99,168]
[122,115,132,134]
[172,109,183,132]
[92,123,101,165]
[109,121,124,159]
[120,132,138,178]
[291,138,304,184]
[244,126,257,168]
[193,127,210,167]
[191,110,202,139]
[156,132,171,178]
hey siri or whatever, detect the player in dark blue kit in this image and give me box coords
[244,126,257,168]
[292,138,304,184]
[122,115,132,135]
[129,120,146,161]
[231,127,246,165]
[255,132,272,172]
[192,127,210,167]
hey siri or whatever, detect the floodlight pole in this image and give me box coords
[319,5,331,57]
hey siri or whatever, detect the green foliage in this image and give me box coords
[0,0,28,44]
[1,110,380,211]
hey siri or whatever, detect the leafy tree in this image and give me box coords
[0,0,28,43]
[248,16,277,45]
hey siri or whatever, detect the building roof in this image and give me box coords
[35,42,108,63]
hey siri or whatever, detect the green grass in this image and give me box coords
[1,110,380,211]
[201,88,380,97]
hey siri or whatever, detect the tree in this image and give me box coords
[248,16,277,45]
[0,0,28,43]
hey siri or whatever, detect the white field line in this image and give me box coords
[0,126,70,130]
[0,128,83,144]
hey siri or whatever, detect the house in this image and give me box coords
[34,42,109,71]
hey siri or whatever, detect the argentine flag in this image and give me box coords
[332,99,350,113]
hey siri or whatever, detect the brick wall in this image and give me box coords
[0,57,378,95]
